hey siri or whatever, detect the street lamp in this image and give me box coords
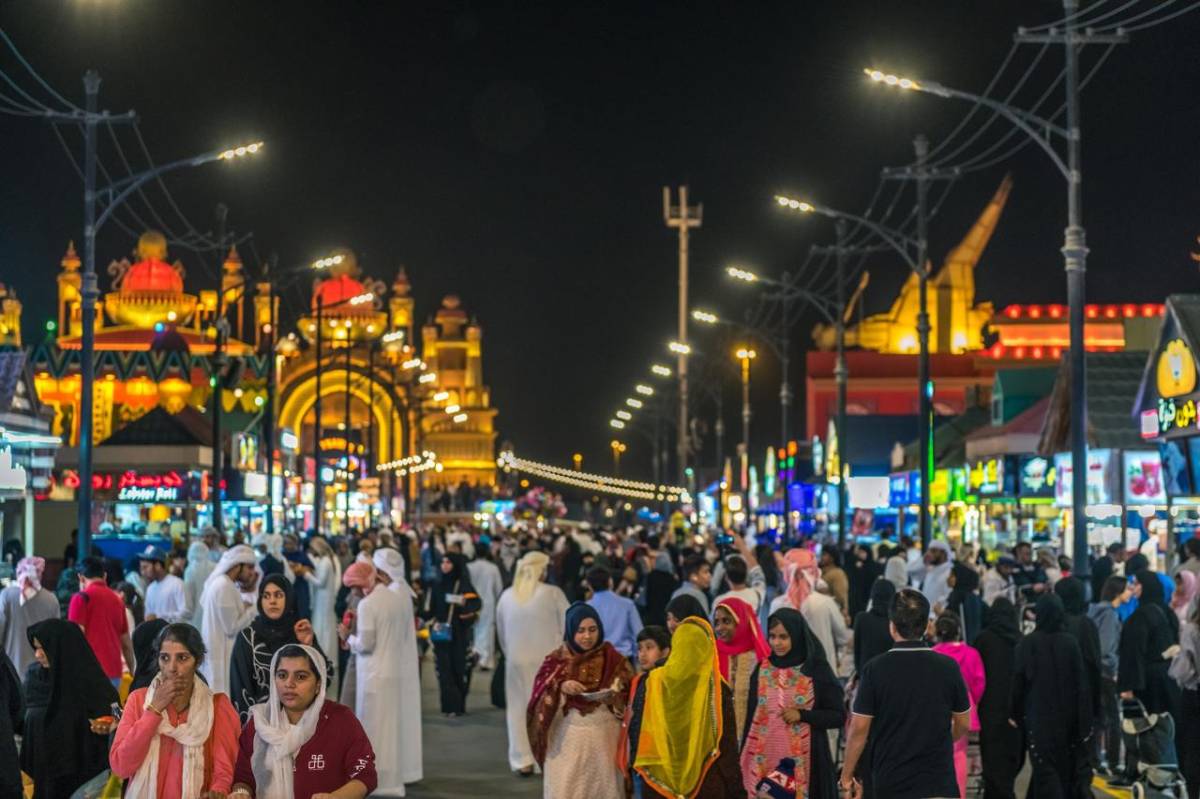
[776,194,926,549]
[726,266,759,283]
[864,49,1111,579]
[651,364,672,378]
[73,119,264,555]
[626,398,644,410]
[616,410,633,421]
[610,419,626,430]
[610,439,627,475]
[635,384,654,396]
[736,348,756,494]
[691,310,719,325]
[668,341,691,355]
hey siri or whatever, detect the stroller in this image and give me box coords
[1121,698,1188,799]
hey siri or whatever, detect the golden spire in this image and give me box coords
[61,241,81,272]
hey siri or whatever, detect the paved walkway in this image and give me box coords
[407,656,543,798]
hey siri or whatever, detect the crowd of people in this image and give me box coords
[1,520,1199,798]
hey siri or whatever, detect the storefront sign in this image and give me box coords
[889,473,909,507]
[969,458,1008,496]
[115,470,185,502]
[0,444,26,492]
[1123,450,1166,504]
[234,434,259,471]
[1019,456,1055,499]
[1159,440,1192,497]
[1156,396,1198,436]
[242,471,268,498]
[279,429,299,453]
[846,476,889,509]
[1053,450,1116,508]
[1157,339,1197,398]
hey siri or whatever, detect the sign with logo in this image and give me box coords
[114,470,185,502]
[1157,339,1197,398]
[969,457,1010,496]
[889,473,909,507]
[1019,456,1055,499]
[1123,450,1166,504]
[1159,440,1192,497]
[1156,396,1198,437]
[1053,449,1115,507]
[234,433,258,471]
[0,443,27,493]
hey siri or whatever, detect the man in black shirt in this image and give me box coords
[1010,541,1048,598]
[840,588,970,799]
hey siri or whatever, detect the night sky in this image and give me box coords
[1,2,1198,481]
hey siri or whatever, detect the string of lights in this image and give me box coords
[377,450,442,476]
[498,451,689,503]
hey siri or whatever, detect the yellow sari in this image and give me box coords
[634,617,724,799]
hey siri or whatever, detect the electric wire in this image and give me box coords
[0,27,83,112]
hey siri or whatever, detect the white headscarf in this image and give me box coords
[249,644,327,799]
[512,551,549,604]
[127,672,215,799]
[15,556,44,606]
[203,544,257,590]
[373,547,415,598]
[252,532,285,562]
[184,542,215,586]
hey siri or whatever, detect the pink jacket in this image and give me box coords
[933,641,986,731]
[109,687,241,797]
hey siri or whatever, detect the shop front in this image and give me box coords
[965,455,1020,548]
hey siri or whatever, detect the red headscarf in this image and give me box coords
[713,596,770,679]
[342,560,378,594]
[783,548,818,610]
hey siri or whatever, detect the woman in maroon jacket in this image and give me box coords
[230,643,377,799]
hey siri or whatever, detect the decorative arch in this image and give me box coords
[277,362,404,464]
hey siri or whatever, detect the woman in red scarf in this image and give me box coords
[527,601,634,798]
[712,596,771,741]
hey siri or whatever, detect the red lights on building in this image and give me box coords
[999,303,1164,320]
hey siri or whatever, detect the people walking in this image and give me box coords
[420,552,481,717]
[1090,575,1126,774]
[496,550,569,775]
[841,588,971,799]
[852,577,896,673]
[587,566,643,660]
[197,544,259,694]
[931,612,986,798]
[183,540,215,626]
[372,546,423,789]
[139,545,187,623]
[22,618,118,799]
[1011,594,1094,798]
[0,555,59,674]
[741,608,844,799]
[68,556,136,688]
[110,623,242,798]
[302,536,342,684]
[468,545,504,670]
[712,595,770,741]
[527,602,633,798]
[974,597,1023,799]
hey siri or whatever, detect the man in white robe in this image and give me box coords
[921,539,955,613]
[467,546,503,670]
[373,547,423,787]
[341,558,412,797]
[197,544,258,693]
[495,551,569,774]
[182,540,215,625]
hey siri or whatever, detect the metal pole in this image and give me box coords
[915,134,932,551]
[835,219,849,548]
[210,205,228,534]
[678,191,690,486]
[781,276,793,541]
[343,343,351,531]
[367,342,375,529]
[77,70,100,557]
[264,254,277,535]
[1063,0,1091,585]
[314,296,323,536]
[741,354,751,492]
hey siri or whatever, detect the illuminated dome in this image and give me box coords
[104,230,197,329]
[299,248,386,345]
[313,273,369,312]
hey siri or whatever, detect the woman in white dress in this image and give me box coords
[303,536,341,687]
[526,602,634,798]
[495,551,569,774]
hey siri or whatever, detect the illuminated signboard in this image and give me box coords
[1053,450,1115,508]
[242,471,268,498]
[969,457,1009,496]
[115,470,185,502]
[1123,450,1166,505]
[930,469,951,505]
[889,473,909,507]
[1156,396,1198,437]
[234,434,259,471]
[1157,339,1197,398]
[1018,456,1055,499]
[0,444,26,492]
[846,476,889,509]
[1160,440,1192,497]
[279,428,299,453]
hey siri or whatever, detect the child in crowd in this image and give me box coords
[636,625,671,672]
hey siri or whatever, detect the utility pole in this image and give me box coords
[780,277,793,541]
[264,253,277,535]
[313,294,324,537]
[343,342,352,531]
[915,135,932,553]
[835,219,850,548]
[210,204,228,534]
[663,186,702,484]
[76,71,101,556]
[1015,1,1124,590]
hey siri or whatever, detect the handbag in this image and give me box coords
[428,579,458,642]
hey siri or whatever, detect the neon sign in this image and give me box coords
[61,469,187,502]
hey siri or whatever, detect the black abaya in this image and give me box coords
[24,619,117,799]
[421,553,482,714]
[975,598,1023,799]
[852,578,896,673]
[1119,571,1180,715]
[1012,595,1093,799]
[0,650,21,799]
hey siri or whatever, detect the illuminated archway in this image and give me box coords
[277,364,404,464]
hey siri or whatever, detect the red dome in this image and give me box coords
[123,258,183,293]
[312,273,368,312]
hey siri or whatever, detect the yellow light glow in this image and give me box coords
[616,410,632,420]
[864,68,919,90]
[736,348,757,360]
[635,384,654,396]
[651,364,671,377]
[433,391,450,402]
[726,266,757,282]
[691,309,718,324]
[774,195,814,213]
[668,341,691,355]
[445,404,461,414]
[626,398,643,409]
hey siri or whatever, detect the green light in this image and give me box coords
[45,320,56,332]
[209,377,217,388]
[254,395,265,407]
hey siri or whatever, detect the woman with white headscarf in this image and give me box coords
[231,643,377,799]
[373,547,423,786]
[198,545,259,694]
[183,541,216,626]
[495,550,570,774]
[0,556,59,673]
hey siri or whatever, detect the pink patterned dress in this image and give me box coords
[740,662,814,798]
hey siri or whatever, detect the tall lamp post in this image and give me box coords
[66,68,262,556]
[864,40,1124,577]
[775,197,926,547]
[736,347,756,494]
